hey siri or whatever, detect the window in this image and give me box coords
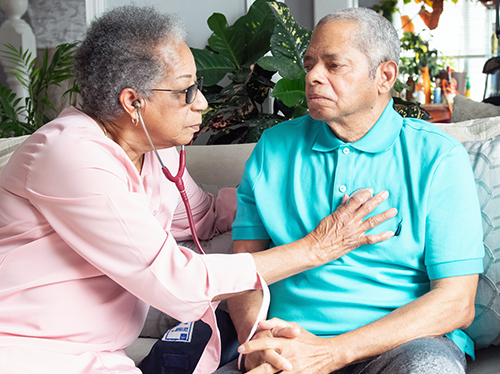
[396,0,492,102]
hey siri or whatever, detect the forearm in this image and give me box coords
[228,289,265,343]
[325,274,478,369]
[228,236,331,344]
[251,238,320,285]
[227,239,271,343]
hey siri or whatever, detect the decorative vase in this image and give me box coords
[405,77,416,102]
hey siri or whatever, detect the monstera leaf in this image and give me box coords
[258,1,312,80]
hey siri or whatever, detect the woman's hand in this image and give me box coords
[303,189,397,266]
[248,189,397,286]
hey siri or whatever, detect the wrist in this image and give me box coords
[299,233,327,268]
[327,335,357,370]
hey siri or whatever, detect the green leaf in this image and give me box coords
[191,48,236,86]
[257,55,280,72]
[271,71,306,107]
[266,2,312,79]
[41,93,57,114]
[394,78,411,93]
[0,86,19,121]
[234,0,275,66]
[0,41,79,133]
[292,104,308,118]
[207,13,245,68]
[246,113,285,143]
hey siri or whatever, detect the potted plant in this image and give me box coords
[398,31,440,99]
[0,41,79,137]
[191,0,310,144]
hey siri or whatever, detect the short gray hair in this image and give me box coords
[74,6,186,122]
[317,7,400,79]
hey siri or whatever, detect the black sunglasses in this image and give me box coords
[151,77,204,105]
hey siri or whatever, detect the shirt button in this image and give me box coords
[339,185,346,193]
[342,147,350,155]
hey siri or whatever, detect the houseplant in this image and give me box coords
[191,0,310,144]
[398,31,439,99]
[0,41,79,137]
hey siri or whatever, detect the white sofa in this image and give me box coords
[1,118,500,373]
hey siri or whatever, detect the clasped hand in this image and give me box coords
[239,318,341,374]
[238,190,398,373]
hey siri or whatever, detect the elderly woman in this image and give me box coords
[0,6,396,374]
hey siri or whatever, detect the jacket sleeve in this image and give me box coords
[24,136,260,323]
[170,167,237,241]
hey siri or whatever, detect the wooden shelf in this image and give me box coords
[421,104,451,123]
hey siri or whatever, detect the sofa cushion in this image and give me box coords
[140,305,179,339]
[0,135,29,173]
[452,95,500,123]
[182,144,255,187]
[461,133,500,349]
[467,344,500,374]
[435,117,500,143]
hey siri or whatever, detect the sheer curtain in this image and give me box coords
[396,0,492,101]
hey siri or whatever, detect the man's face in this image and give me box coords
[304,20,380,125]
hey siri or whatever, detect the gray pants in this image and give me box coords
[214,337,467,374]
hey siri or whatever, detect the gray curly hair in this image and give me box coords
[74,5,187,122]
[318,7,400,79]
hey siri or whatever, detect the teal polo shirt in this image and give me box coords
[232,100,484,358]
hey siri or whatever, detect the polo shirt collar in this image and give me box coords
[312,99,402,154]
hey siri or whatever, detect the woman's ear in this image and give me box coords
[119,88,142,119]
[378,60,399,95]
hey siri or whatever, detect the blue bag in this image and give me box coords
[138,309,239,374]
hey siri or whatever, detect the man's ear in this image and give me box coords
[119,88,142,119]
[377,61,398,95]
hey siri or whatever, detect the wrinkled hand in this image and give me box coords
[305,189,397,265]
[240,319,339,374]
[242,327,288,372]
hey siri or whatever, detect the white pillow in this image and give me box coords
[462,134,500,348]
[435,117,500,142]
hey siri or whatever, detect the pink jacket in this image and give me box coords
[0,107,268,374]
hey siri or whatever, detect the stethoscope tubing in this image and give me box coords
[136,107,206,255]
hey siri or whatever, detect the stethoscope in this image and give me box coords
[132,100,206,255]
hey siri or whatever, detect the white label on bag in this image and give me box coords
[162,321,195,343]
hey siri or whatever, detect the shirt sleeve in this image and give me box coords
[425,143,484,279]
[232,136,271,240]
[24,135,262,322]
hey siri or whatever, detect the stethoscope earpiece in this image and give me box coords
[133,96,205,255]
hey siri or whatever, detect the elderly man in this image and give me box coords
[226,7,484,374]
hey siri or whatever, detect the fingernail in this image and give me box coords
[283,362,293,371]
[380,190,389,198]
[238,345,245,353]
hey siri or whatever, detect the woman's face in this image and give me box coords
[141,41,207,148]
